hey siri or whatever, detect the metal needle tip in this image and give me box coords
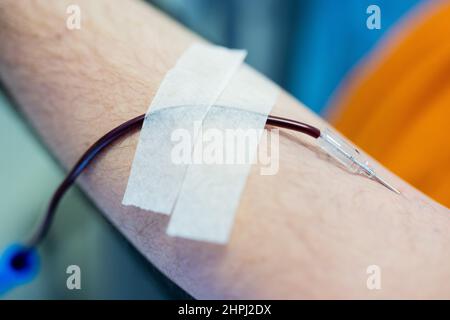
[372,175,401,194]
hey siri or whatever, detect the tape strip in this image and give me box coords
[167,65,279,243]
[122,43,246,214]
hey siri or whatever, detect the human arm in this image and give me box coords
[0,0,449,299]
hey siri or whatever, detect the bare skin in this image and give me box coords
[0,0,449,299]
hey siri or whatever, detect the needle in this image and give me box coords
[318,128,401,195]
[371,174,401,194]
[355,159,401,194]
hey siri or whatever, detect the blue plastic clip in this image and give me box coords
[0,243,39,296]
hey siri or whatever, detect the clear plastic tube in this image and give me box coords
[318,128,400,194]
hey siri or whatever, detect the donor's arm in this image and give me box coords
[0,0,449,299]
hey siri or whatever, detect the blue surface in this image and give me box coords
[288,0,423,113]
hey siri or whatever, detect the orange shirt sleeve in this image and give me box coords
[330,1,450,208]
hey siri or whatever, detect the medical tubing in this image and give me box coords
[27,114,321,247]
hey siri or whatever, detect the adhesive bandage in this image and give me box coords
[167,65,279,243]
[122,43,278,244]
[122,43,246,214]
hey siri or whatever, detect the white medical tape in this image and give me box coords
[167,65,279,243]
[122,43,246,214]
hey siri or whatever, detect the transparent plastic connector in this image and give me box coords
[318,128,400,194]
[318,128,371,175]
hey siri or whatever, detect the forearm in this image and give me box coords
[1,0,449,299]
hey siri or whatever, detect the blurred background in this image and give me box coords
[152,0,421,113]
[1,0,448,299]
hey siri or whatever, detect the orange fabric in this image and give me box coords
[330,1,450,208]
